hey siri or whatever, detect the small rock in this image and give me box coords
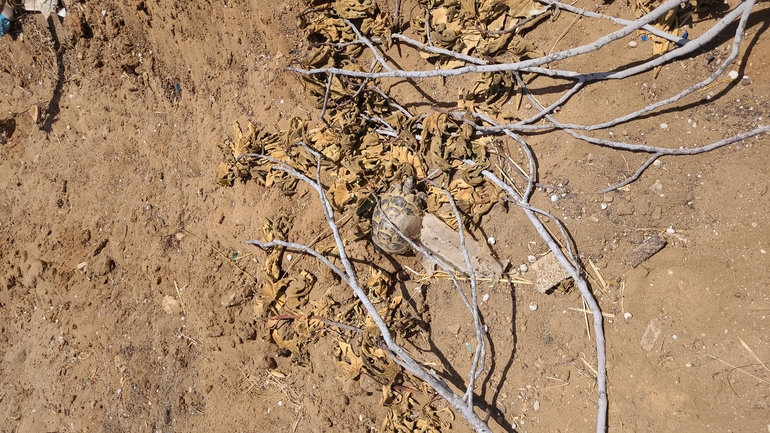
[623,312,632,320]
[640,318,662,351]
[527,255,537,263]
[550,194,559,203]
[628,40,638,48]
[482,293,490,302]
[741,76,751,86]
[519,263,528,273]
[666,226,676,235]
[627,233,667,268]
[533,400,540,411]
[528,302,538,311]
[487,236,496,246]
[728,70,739,79]
[660,123,669,129]
[447,323,461,335]
[600,203,608,210]
[161,295,180,315]
[77,262,88,273]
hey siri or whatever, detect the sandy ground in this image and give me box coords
[1,0,769,432]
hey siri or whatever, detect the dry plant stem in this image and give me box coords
[344,19,393,72]
[319,72,333,126]
[471,0,755,134]
[566,0,755,131]
[537,0,684,44]
[391,33,487,65]
[512,71,770,192]
[240,148,493,433]
[440,189,486,405]
[287,0,682,79]
[472,165,608,433]
[592,0,753,81]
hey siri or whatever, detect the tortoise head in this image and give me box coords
[402,176,415,194]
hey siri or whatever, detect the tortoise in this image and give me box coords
[371,177,425,255]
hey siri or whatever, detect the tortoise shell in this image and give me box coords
[371,177,424,255]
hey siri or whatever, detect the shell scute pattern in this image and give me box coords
[371,177,424,255]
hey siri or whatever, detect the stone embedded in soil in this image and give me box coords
[627,233,667,268]
[640,318,662,351]
[528,252,571,294]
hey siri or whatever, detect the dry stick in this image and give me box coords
[469,0,756,134]
[474,112,580,264]
[470,164,608,433]
[344,19,393,72]
[439,189,486,405]
[556,0,755,131]
[513,74,770,193]
[537,0,684,44]
[286,0,682,79]
[591,0,753,81]
[240,148,493,433]
[391,34,487,66]
[319,72,333,126]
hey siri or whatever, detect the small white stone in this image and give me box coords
[666,226,676,235]
[672,334,678,340]
[533,400,541,411]
[653,160,662,166]
[286,254,292,261]
[487,236,496,246]
[628,40,638,48]
[600,203,608,210]
[728,70,739,79]
[519,263,528,273]
[528,302,538,311]
[482,293,490,302]
[660,123,669,129]
[623,312,632,320]
[550,194,559,203]
[527,255,537,263]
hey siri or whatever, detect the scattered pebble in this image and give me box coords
[528,302,538,311]
[653,160,662,166]
[741,76,751,86]
[666,226,676,235]
[77,262,88,273]
[640,318,662,351]
[686,362,693,368]
[533,400,541,411]
[550,194,559,203]
[286,253,293,261]
[482,293,490,302]
[728,70,739,79]
[623,312,632,320]
[519,263,528,273]
[527,255,537,263]
[600,203,608,210]
[628,40,638,48]
[660,123,669,129]
[487,236,496,246]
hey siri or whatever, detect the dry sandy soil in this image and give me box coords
[1,0,769,432]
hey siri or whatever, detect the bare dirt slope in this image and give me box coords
[1,0,769,432]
